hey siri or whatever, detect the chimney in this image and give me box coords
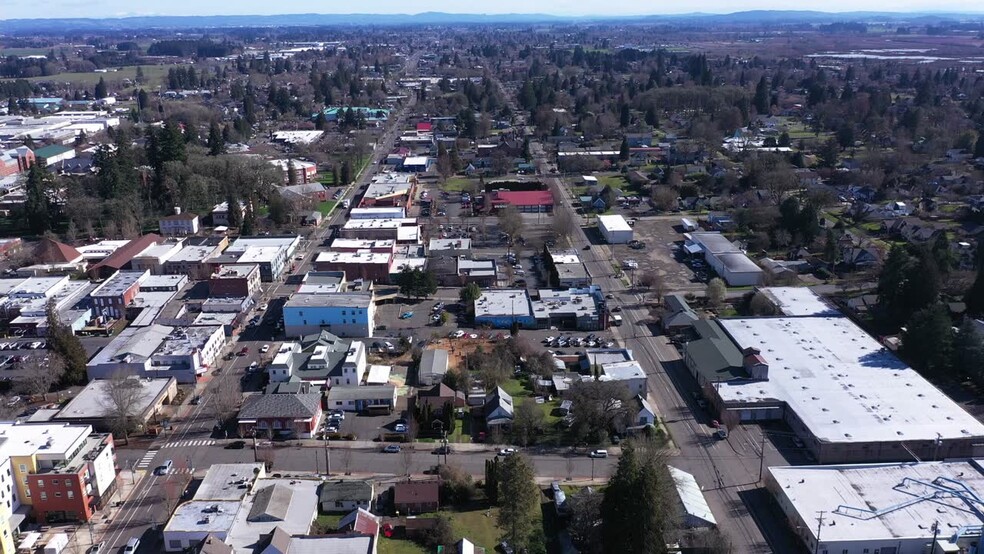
[174,207,182,215]
[742,347,769,380]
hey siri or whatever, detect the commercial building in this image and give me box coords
[685,289,984,464]
[52,377,177,433]
[163,239,228,280]
[532,286,608,331]
[86,324,225,383]
[87,234,164,280]
[158,211,201,237]
[282,279,376,338]
[225,478,320,553]
[686,232,763,287]
[597,214,634,244]
[32,144,75,166]
[487,189,553,213]
[209,236,300,281]
[208,265,262,299]
[268,159,317,184]
[360,173,415,208]
[350,207,406,220]
[599,361,647,396]
[669,466,716,529]
[237,390,322,440]
[89,270,148,319]
[326,385,398,413]
[473,289,535,329]
[339,218,420,243]
[544,250,590,288]
[130,241,184,274]
[329,238,396,253]
[0,422,117,538]
[0,146,34,177]
[265,331,355,388]
[767,460,984,554]
[312,251,392,282]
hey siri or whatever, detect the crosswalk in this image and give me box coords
[161,439,215,449]
[163,467,195,476]
[135,450,157,469]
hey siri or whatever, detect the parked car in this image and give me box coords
[330,410,345,420]
[399,311,414,319]
[394,423,407,433]
[258,303,268,311]
[225,440,246,450]
[589,449,609,458]
[498,448,517,457]
[123,538,140,553]
[383,444,401,453]
[87,540,106,553]
[260,344,270,354]
[237,347,249,356]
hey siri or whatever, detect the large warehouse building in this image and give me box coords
[686,232,763,286]
[685,288,984,464]
[768,460,984,554]
[597,214,633,244]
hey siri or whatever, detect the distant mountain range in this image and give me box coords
[2,10,984,33]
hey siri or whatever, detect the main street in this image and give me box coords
[532,142,802,552]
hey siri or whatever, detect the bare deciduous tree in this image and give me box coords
[106,371,145,445]
[211,377,243,425]
[552,206,577,246]
[400,446,415,477]
[18,353,65,397]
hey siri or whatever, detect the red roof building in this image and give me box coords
[416,122,432,135]
[87,234,163,279]
[488,190,554,213]
[33,238,82,264]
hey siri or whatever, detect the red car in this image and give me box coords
[237,347,249,356]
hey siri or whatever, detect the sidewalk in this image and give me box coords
[255,437,623,457]
[67,468,144,552]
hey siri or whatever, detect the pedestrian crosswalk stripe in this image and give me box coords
[135,450,157,469]
[167,467,194,475]
[162,439,215,448]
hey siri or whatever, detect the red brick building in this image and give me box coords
[0,147,35,177]
[26,434,117,524]
[208,264,262,298]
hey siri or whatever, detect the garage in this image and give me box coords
[598,214,633,244]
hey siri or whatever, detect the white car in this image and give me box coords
[468,333,479,339]
[498,448,517,457]
[450,330,465,339]
[589,449,609,458]
[260,344,270,354]
[544,336,555,343]
[249,361,259,371]
[258,303,268,311]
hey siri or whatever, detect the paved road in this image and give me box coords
[531,141,804,553]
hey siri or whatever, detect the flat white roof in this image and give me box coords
[601,360,646,381]
[164,500,240,533]
[759,286,839,316]
[597,214,632,232]
[195,463,265,501]
[718,316,984,444]
[342,218,416,230]
[55,377,172,420]
[669,466,716,526]
[403,155,428,165]
[770,460,984,543]
[366,365,391,385]
[315,251,391,265]
[475,289,533,319]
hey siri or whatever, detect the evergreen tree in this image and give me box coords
[268,192,289,225]
[340,160,352,185]
[953,319,984,382]
[241,201,256,236]
[23,161,53,234]
[600,442,675,554]
[47,300,88,386]
[753,76,770,114]
[975,134,984,159]
[94,77,108,100]
[207,122,225,156]
[496,454,539,552]
[619,137,630,161]
[227,195,243,228]
[902,304,953,375]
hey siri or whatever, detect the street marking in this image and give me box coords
[162,439,215,448]
[135,450,157,469]
[167,468,194,475]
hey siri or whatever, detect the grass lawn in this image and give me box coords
[318,174,336,185]
[3,64,176,86]
[318,200,338,215]
[442,176,475,192]
[438,505,505,551]
[501,377,566,445]
[377,538,428,554]
[860,222,882,233]
[596,174,628,190]
[312,513,344,533]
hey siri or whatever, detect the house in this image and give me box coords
[279,182,327,202]
[393,481,440,514]
[841,246,881,269]
[484,386,514,427]
[237,390,323,439]
[319,480,374,513]
[633,395,657,427]
[417,349,449,386]
[158,210,200,236]
[661,294,699,334]
[414,383,466,415]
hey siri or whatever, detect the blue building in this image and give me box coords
[282,292,376,338]
[473,289,536,329]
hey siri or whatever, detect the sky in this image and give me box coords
[3,0,984,19]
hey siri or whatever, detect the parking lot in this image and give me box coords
[321,395,412,442]
[606,215,706,293]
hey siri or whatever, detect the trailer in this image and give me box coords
[680,217,697,232]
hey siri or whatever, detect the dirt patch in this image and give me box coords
[426,337,503,369]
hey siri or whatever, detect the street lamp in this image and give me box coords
[324,432,330,477]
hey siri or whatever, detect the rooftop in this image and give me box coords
[211,264,259,279]
[319,480,374,504]
[532,287,603,318]
[601,360,646,382]
[88,324,172,365]
[689,232,739,255]
[284,292,373,309]
[164,501,241,533]
[759,286,839,316]
[769,460,984,543]
[428,238,472,251]
[0,422,92,460]
[490,189,553,206]
[228,478,320,553]
[90,270,146,298]
[342,218,416,230]
[155,326,223,357]
[195,463,265,501]
[548,250,581,265]
[227,236,299,253]
[474,289,533,319]
[598,214,632,232]
[718,315,984,444]
[54,377,173,420]
[238,393,322,420]
[330,239,395,251]
[314,251,392,265]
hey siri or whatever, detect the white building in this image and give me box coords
[599,360,647,396]
[687,232,763,287]
[158,210,200,236]
[86,324,225,383]
[597,214,633,244]
[768,460,984,554]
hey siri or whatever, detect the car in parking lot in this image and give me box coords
[449,330,465,339]
[383,444,401,453]
[399,311,414,319]
[589,449,609,458]
[394,423,407,433]
[87,540,106,554]
[238,347,249,356]
[330,410,345,420]
[249,361,259,371]
[498,448,517,457]
[123,537,140,553]
[260,344,270,354]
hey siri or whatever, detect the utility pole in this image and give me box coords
[324,434,330,477]
[758,429,767,482]
[814,511,825,554]
[930,520,939,551]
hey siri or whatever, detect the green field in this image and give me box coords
[318,200,338,215]
[2,64,177,86]
[0,48,50,57]
[378,538,428,554]
[442,176,477,192]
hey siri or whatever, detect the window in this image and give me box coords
[18,465,25,473]
[169,540,183,549]
[54,492,60,498]
[39,492,46,500]
[65,479,71,487]
[67,491,73,499]
[38,481,43,488]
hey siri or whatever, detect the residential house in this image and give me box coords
[393,481,440,514]
[158,210,200,236]
[633,395,657,427]
[484,387,514,428]
[414,383,466,416]
[661,294,699,334]
[319,480,374,513]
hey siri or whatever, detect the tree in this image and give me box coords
[902,304,953,375]
[94,77,108,100]
[953,319,984,382]
[23,161,54,234]
[106,371,145,444]
[497,454,540,552]
[484,457,500,505]
[417,514,454,550]
[878,245,940,325]
[512,401,545,446]
[268,192,290,225]
[600,441,677,553]
[18,354,64,397]
[705,278,726,308]
[619,137,630,161]
[650,185,677,212]
[459,282,482,318]
[818,137,841,168]
[227,195,243,228]
[552,207,577,244]
[211,377,242,426]
[340,160,352,185]
[566,380,634,444]
[241,201,256,236]
[567,487,604,553]
[975,134,984,159]
[46,300,88,386]
[498,206,524,250]
[437,464,476,506]
[637,271,664,300]
[395,267,437,300]
[207,122,225,156]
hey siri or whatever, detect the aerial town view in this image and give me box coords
[3,1,984,552]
